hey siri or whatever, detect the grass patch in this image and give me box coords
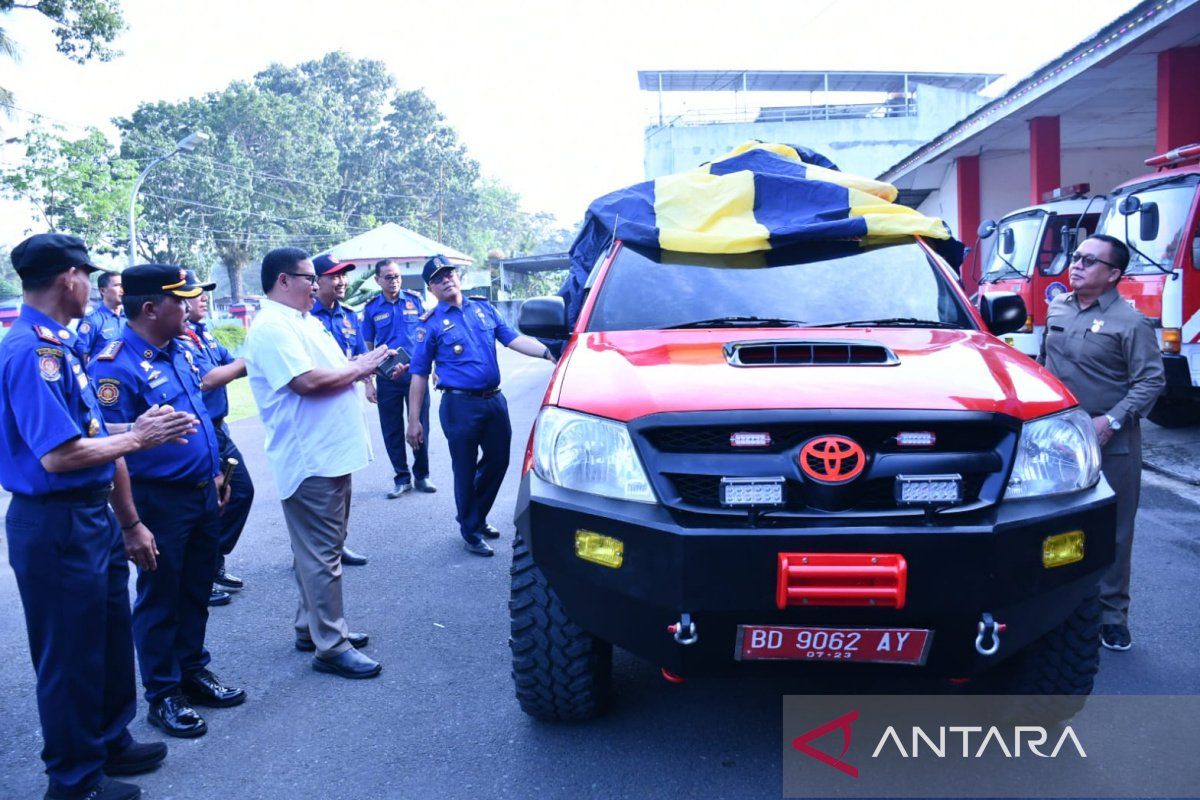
[225,378,258,422]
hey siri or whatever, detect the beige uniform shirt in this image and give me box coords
[1038,287,1165,449]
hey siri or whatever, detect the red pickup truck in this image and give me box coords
[510,234,1116,720]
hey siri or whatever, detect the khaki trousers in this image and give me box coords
[281,474,353,657]
[1098,424,1142,626]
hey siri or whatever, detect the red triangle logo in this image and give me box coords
[791,709,859,778]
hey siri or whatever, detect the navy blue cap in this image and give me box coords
[422,254,457,284]
[123,264,205,298]
[313,253,355,276]
[184,269,216,291]
[10,233,108,278]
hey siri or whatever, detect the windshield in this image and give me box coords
[1097,181,1198,274]
[982,213,1042,280]
[586,240,975,332]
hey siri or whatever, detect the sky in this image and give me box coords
[0,0,1143,243]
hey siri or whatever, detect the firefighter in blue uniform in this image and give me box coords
[90,264,246,740]
[306,253,371,564]
[362,258,437,498]
[175,270,257,602]
[1,234,198,800]
[76,270,125,364]
[406,255,556,556]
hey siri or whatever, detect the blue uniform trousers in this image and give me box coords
[6,495,136,796]
[215,422,254,559]
[377,374,430,484]
[439,391,511,542]
[130,482,220,703]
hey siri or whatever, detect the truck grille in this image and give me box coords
[629,412,1017,520]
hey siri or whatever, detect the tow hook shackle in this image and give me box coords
[668,612,699,646]
[974,612,1007,657]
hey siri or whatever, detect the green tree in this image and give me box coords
[0,0,125,62]
[0,123,137,251]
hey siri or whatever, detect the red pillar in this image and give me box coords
[1029,116,1060,204]
[956,155,981,296]
[1157,46,1200,153]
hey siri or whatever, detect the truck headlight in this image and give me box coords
[1004,408,1101,499]
[532,407,656,503]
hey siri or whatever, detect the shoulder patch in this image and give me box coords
[35,346,63,358]
[418,309,435,322]
[97,340,124,361]
[78,321,92,334]
[39,354,62,381]
[415,326,427,343]
[34,326,62,345]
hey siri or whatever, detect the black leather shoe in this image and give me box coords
[208,589,231,607]
[104,739,167,776]
[341,546,368,566]
[312,648,382,679]
[181,668,246,708]
[295,631,369,652]
[463,538,494,557]
[46,777,141,800]
[479,523,501,539]
[414,477,437,493]
[214,568,243,591]
[147,694,206,738]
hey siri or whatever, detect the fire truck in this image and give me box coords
[974,189,1104,358]
[1095,143,1200,427]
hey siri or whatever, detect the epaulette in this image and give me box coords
[34,325,63,345]
[418,309,435,322]
[96,339,123,361]
[467,295,490,303]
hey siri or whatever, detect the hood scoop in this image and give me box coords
[725,339,899,367]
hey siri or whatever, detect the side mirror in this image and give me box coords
[1118,195,1141,216]
[979,291,1028,336]
[1000,227,1015,256]
[977,219,997,239]
[1138,202,1159,242]
[1059,225,1076,260]
[518,296,569,340]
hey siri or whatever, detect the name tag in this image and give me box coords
[148,376,169,389]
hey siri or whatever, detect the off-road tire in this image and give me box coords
[509,534,612,721]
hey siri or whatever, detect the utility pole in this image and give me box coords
[437,162,444,243]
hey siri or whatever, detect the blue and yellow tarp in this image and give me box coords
[559,142,961,325]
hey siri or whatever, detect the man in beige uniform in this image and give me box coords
[1039,234,1164,652]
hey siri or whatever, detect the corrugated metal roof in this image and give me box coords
[637,70,1000,94]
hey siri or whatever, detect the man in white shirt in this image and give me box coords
[243,247,389,679]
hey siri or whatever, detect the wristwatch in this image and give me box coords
[1104,414,1122,431]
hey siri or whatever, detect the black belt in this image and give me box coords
[438,386,501,398]
[212,417,226,429]
[132,478,211,491]
[12,483,113,505]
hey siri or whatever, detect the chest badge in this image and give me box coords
[87,418,100,437]
[442,319,450,326]
[143,349,153,359]
[97,380,120,406]
[405,301,415,310]
[453,344,464,355]
[475,308,486,323]
[1091,319,1105,334]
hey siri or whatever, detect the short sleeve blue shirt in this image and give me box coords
[360,290,425,355]
[409,298,518,390]
[177,320,235,421]
[76,304,126,363]
[89,326,220,483]
[0,306,114,494]
[311,299,367,358]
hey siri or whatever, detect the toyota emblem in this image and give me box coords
[799,435,866,483]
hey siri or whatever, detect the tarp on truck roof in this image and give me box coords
[559,142,961,326]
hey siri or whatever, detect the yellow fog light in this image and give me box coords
[1043,530,1085,568]
[575,530,624,568]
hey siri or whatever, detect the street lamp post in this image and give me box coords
[128,131,209,266]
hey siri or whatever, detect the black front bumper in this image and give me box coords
[514,474,1115,677]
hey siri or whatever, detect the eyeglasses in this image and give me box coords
[1070,252,1120,270]
[378,274,402,282]
[429,271,457,286]
[285,272,319,285]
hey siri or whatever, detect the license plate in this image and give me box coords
[735,625,933,665]
[720,477,785,507]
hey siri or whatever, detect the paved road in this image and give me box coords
[2,348,1198,799]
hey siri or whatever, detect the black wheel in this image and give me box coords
[509,534,612,721]
[1148,398,1200,428]
[979,592,1100,721]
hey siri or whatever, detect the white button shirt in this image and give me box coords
[244,297,371,499]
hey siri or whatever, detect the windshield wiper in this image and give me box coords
[811,317,964,329]
[663,316,807,329]
[982,262,1026,282]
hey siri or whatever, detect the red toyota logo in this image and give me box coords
[800,436,866,483]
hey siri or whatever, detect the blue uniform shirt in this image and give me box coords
[177,320,235,421]
[0,306,114,495]
[312,298,367,358]
[90,326,220,484]
[409,298,518,390]
[76,304,125,363]
[361,289,425,356]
